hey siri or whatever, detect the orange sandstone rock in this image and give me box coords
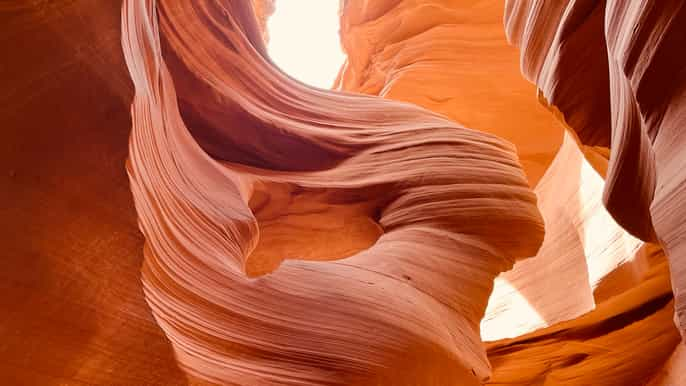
[2,0,685,384]
[505,0,686,343]
[123,0,544,383]
[1,1,184,384]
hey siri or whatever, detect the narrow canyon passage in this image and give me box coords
[2,0,685,385]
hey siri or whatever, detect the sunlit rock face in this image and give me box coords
[123,1,543,384]
[333,0,633,343]
[334,2,682,384]
[336,0,564,187]
[334,0,652,339]
[2,0,685,385]
[505,0,686,344]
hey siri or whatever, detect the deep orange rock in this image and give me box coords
[336,0,564,187]
[2,0,685,385]
[505,0,686,343]
[123,0,543,383]
[1,1,184,384]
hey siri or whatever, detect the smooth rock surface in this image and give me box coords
[2,0,684,384]
[505,0,686,343]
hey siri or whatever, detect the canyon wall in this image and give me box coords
[123,0,544,383]
[335,1,682,384]
[1,2,186,384]
[1,0,684,384]
[505,0,686,341]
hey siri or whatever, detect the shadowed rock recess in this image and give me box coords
[2,0,684,385]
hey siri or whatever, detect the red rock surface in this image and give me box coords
[123,1,544,383]
[505,0,686,343]
[2,0,685,385]
[1,1,185,384]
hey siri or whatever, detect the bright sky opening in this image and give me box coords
[267,1,346,89]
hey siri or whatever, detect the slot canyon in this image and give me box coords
[2,0,686,384]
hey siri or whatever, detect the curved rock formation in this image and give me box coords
[2,0,685,385]
[336,0,564,187]
[333,2,682,383]
[123,0,544,384]
[333,0,653,343]
[487,243,680,385]
[505,0,686,341]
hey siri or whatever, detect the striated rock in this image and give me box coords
[487,243,680,385]
[2,0,685,384]
[334,0,650,343]
[504,0,611,147]
[506,0,686,342]
[483,132,642,340]
[122,0,544,383]
[336,0,564,187]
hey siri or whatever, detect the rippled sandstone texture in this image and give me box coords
[1,0,685,385]
[505,0,686,343]
[123,0,544,383]
[336,1,683,384]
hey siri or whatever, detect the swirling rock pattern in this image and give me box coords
[487,243,680,385]
[505,0,686,342]
[336,0,565,187]
[122,0,545,384]
[334,2,682,384]
[334,0,581,340]
[333,0,650,343]
[2,0,685,385]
